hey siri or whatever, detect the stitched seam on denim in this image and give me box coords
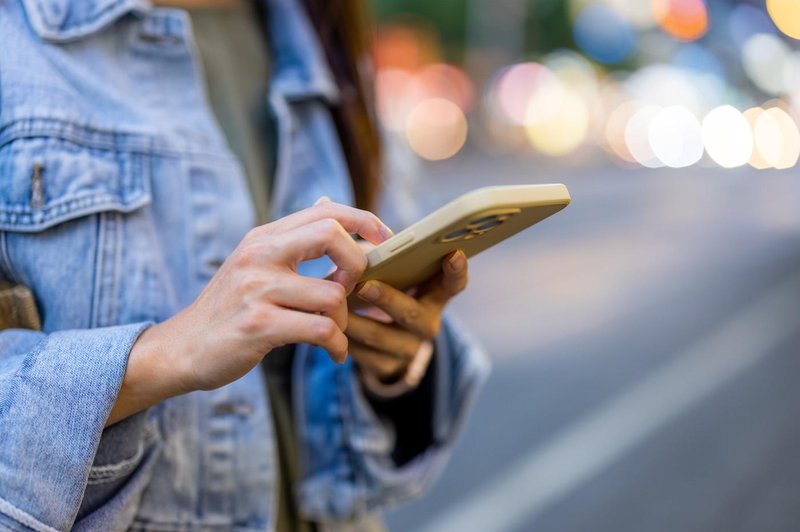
[129,519,267,532]
[0,497,58,532]
[0,193,150,227]
[86,423,157,484]
[109,212,121,325]
[89,214,104,328]
[0,119,229,158]
[91,212,121,327]
[336,364,369,514]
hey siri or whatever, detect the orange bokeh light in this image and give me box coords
[652,0,709,41]
[374,24,439,72]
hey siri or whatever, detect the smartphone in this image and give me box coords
[360,184,570,291]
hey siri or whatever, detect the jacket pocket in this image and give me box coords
[0,126,156,330]
[0,133,151,233]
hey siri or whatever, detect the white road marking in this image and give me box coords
[416,272,800,532]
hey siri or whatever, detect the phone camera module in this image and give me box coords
[439,212,514,243]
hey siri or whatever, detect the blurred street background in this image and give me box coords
[369,1,800,531]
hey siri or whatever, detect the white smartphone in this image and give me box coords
[360,184,571,291]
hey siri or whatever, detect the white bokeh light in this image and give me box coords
[625,105,663,168]
[648,105,704,168]
[702,106,753,168]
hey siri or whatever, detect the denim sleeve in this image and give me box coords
[292,312,491,520]
[0,322,155,532]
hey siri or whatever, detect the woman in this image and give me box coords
[0,0,489,529]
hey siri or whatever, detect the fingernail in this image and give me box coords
[314,196,331,206]
[358,281,380,301]
[448,251,466,272]
[380,224,394,241]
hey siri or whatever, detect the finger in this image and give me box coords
[275,219,368,293]
[270,309,349,363]
[346,312,421,362]
[270,276,347,331]
[355,280,439,339]
[349,341,410,381]
[259,201,393,245]
[419,250,469,309]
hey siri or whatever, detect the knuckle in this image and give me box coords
[319,218,343,239]
[313,202,334,216]
[325,282,347,309]
[238,273,262,294]
[239,306,272,335]
[398,306,421,328]
[314,318,339,341]
[232,244,257,267]
[243,227,261,243]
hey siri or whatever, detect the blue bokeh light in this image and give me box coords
[573,4,636,65]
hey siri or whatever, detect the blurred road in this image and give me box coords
[385,152,800,532]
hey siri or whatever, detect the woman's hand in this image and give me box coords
[345,250,468,386]
[107,200,392,425]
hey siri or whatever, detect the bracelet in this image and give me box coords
[360,339,435,399]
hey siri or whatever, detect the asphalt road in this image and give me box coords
[384,151,800,532]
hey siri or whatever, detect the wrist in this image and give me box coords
[107,320,193,426]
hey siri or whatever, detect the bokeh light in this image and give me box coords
[753,107,800,169]
[652,0,709,41]
[741,33,790,95]
[767,0,800,40]
[625,105,663,168]
[405,98,468,161]
[489,62,559,126]
[702,106,753,168]
[416,63,475,112]
[648,105,704,168]
[573,3,636,65]
[605,101,640,164]
[525,88,590,157]
[375,1,800,169]
[625,65,707,115]
[605,0,656,29]
[544,50,600,104]
[742,107,771,169]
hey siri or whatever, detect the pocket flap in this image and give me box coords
[0,136,151,232]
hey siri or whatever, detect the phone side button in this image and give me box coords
[389,232,415,252]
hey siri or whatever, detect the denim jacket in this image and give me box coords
[0,1,490,530]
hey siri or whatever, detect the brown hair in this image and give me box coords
[300,0,382,212]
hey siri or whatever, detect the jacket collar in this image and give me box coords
[266,0,339,103]
[21,0,150,42]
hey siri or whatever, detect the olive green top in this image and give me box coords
[188,5,314,531]
[188,2,275,226]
